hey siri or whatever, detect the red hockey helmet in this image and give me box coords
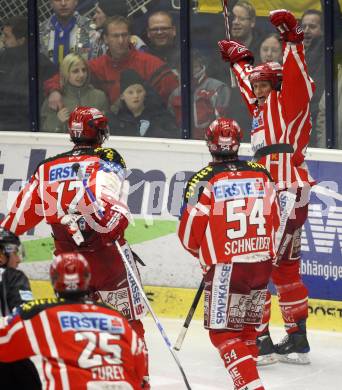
[249,62,283,90]
[68,106,109,145]
[205,118,243,156]
[50,252,91,294]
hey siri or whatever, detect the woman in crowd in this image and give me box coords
[110,69,180,138]
[259,33,282,64]
[41,53,109,132]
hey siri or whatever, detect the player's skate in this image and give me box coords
[274,321,310,364]
[256,332,278,366]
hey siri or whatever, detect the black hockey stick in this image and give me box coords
[72,163,192,390]
[174,278,205,351]
[252,143,294,162]
[221,0,236,87]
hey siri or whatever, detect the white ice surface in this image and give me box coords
[143,317,342,390]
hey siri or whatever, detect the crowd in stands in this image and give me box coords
[0,0,340,148]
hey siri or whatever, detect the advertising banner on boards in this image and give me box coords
[0,134,341,300]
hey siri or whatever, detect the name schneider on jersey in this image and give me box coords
[214,178,271,260]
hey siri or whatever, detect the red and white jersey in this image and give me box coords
[1,146,129,240]
[232,41,315,189]
[0,298,147,390]
[178,160,280,268]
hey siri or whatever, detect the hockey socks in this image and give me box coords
[272,260,309,333]
[219,340,264,390]
[129,320,150,388]
[210,331,264,390]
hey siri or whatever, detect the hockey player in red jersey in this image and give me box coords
[178,118,280,390]
[218,9,315,365]
[0,252,148,389]
[1,106,150,386]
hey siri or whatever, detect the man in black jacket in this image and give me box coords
[0,16,56,131]
[301,9,324,145]
[0,227,41,389]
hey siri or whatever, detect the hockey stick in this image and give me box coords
[174,278,205,351]
[115,242,192,390]
[72,163,192,390]
[252,143,294,162]
[221,0,236,87]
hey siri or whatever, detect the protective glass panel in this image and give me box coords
[38,0,181,139]
[0,11,30,131]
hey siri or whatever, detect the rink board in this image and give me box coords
[1,133,342,321]
[31,281,342,332]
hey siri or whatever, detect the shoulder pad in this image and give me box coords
[185,165,214,202]
[246,161,273,181]
[94,147,126,168]
[246,161,266,170]
[36,149,79,171]
[20,297,64,319]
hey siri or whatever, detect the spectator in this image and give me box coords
[0,252,148,389]
[0,16,56,132]
[231,0,265,63]
[302,9,323,50]
[316,64,342,148]
[301,9,324,145]
[259,33,282,63]
[146,10,180,73]
[0,228,41,389]
[40,0,95,65]
[41,53,109,132]
[169,49,231,139]
[90,0,147,59]
[45,16,179,114]
[110,69,179,138]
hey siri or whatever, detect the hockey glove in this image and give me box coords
[99,205,129,241]
[218,39,254,65]
[269,9,304,43]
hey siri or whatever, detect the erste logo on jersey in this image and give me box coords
[58,311,125,333]
[252,111,264,131]
[213,178,265,201]
[48,162,92,183]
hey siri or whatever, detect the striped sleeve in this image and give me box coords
[0,316,34,362]
[178,185,211,258]
[232,61,256,116]
[1,174,44,235]
[281,42,315,122]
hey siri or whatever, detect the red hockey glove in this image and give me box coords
[99,206,129,241]
[269,9,304,43]
[218,39,254,65]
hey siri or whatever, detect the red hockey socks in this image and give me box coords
[130,320,150,389]
[272,260,308,333]
[241,325,259,360]
[210,331,264,390]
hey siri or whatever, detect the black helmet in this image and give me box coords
[0,228,20,247]
[0,228,23,262]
